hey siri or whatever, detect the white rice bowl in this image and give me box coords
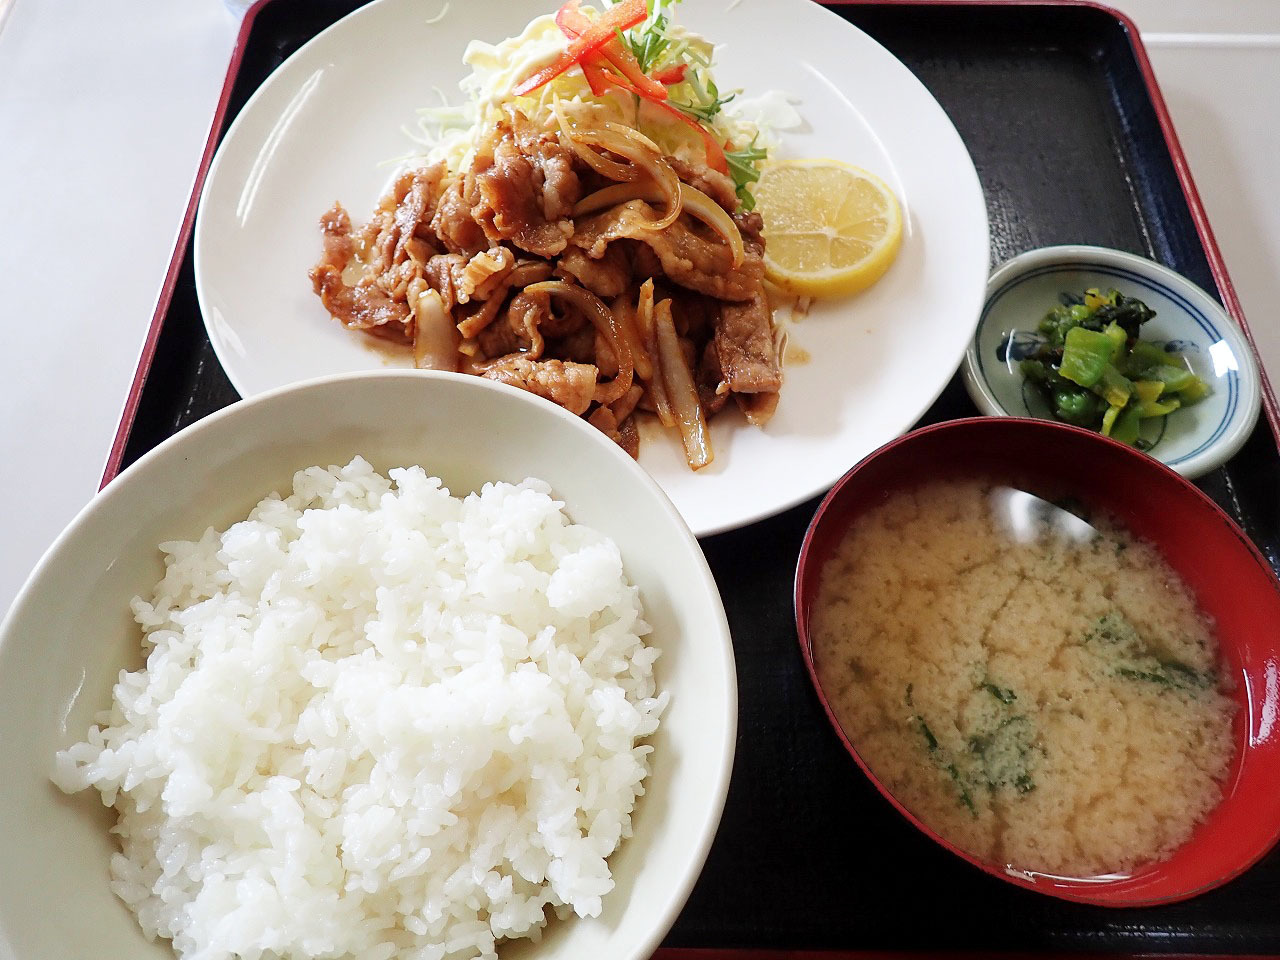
[53,458,668,960]
[0,372,734,960]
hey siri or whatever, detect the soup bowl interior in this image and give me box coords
[795,416,1280,906]
[0,370,736,959]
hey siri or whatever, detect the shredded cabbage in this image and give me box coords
[408,3,800,208]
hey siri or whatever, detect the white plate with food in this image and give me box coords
[194,0,989,536]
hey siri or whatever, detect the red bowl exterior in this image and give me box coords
[794,416,1280,907]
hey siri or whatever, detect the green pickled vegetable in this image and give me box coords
[1178,378,1211,405]
[1133,380,1165,404]
[1109,404,1142,445]
[1136,396,1181,418]
[1059,327,1115,387]
[1126,340,1179,371]
[1100,403,1122,437]
[1092,292,1156,339]
[1053,387,1099,426]
[1091,365,1134,408]
[1101,321,1127,361]
[1019,287,1211,448]
[1139,364,1199,394]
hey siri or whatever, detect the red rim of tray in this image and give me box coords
[794,416,1280,908]
[99,0,1280,489]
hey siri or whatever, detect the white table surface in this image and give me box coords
[2,0,1278,617]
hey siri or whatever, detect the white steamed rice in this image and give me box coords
[53,457,667,960]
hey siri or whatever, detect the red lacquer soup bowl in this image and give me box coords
[794,416,1280,906]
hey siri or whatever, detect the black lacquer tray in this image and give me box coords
[104,1,1280,954]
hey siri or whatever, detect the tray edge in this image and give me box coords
[97,0,273,489]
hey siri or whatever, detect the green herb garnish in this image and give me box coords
[1085,611,1212,691]
[911,681,1041,817]
[946,763,977,817]
[968,714,1037,795]
[1116,667,1178,687]
[725,137,768,211]
[616,0,676,73]
[916,716,939,752]
[982,682,1017,705]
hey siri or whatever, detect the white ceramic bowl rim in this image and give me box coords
[964,244,1262,479]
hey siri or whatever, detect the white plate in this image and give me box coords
[194,0,989,536]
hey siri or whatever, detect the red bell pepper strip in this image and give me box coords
[599,70,729,174]
[513,0,647,96]
[556,3,609,95]
[652,63,688,86]
[553,0,589,36]
[579,55,611,97]
[554,0,669,101]
[652,63,687,85]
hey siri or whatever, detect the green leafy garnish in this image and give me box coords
[1084,611,1212,691]
[615,0,676,73]
[1115,663,1210,690]
[968,714,1037,795]
[725,137,767,211]
[915,716,939,752]
[911,689,1035,818]
[982,682,1017,705]
[947,763,977,817]
[912,711,973,816]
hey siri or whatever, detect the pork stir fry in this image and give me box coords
[309,103,781,470]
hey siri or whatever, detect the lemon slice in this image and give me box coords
[753,159,903,298]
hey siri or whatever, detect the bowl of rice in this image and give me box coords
[795,416,1280,906]
[0,370,736,960]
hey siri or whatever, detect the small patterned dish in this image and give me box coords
[962,245,1261,479]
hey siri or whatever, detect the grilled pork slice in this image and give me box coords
[358,164,446,275]
[715,282,782,395]
[554,244,630,298]
[736,390,780,426]
[430,178,489,256]
[317,204,355,270]
[422,253,467,310]
[309,264,412,339]
[670,156,738,214]
[470,112,582,257]
[481,356,598,414]
[573,201,763,302]
[457,247,515,303]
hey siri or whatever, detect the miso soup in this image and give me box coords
[811,479,1235,877]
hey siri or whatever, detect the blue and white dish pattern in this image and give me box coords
[963,246,1262,480]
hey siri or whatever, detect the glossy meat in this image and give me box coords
[716,282,782,394]
[481,356,598,414]
[310,108,783,461]
[573,201,763,302]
